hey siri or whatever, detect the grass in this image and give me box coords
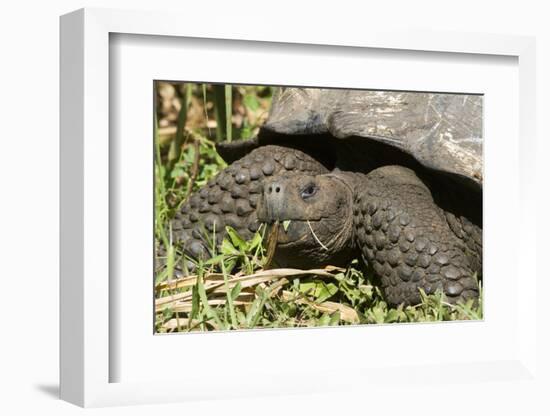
[154,81,483,333]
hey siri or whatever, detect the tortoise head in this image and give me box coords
[257,172,357,268]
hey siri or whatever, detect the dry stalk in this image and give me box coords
[263,222,279,269]
[155,267,344,313]
[281,290,359,324]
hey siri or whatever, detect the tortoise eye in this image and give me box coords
[301,184,317,200]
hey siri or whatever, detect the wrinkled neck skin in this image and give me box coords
[259,171,363,269]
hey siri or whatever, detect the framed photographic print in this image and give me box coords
[60,7,540,408]
[152,82,484,334]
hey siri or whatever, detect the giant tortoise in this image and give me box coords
[166,87,483,307]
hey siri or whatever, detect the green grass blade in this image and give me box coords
[225,84,232,142]
[221,261,238,329]
[171,83,190,166]
[196,271,225,330]
[246,288,268,328]
[154,112,169,250]
[213,84,226,141]
[186,83,193,107]
[202,84,211,138]
[212,84,233,142]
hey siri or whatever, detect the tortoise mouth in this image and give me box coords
[263,219,323,247]
[262,218,357,269]
[262,218,320,226]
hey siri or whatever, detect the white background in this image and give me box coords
[1,0,548,415]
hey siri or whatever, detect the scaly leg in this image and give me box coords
[353,165,481,306]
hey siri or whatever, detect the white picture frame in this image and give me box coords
[60,7,540,408]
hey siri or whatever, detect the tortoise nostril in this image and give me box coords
[264,181,284,198]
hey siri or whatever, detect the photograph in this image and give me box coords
[154,82,483,333]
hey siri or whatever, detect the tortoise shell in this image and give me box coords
[262,87,483,185]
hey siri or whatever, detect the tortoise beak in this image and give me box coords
[257,178,288,223]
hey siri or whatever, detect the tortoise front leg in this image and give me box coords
[353,165,481,306]
[165,145,328,272]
